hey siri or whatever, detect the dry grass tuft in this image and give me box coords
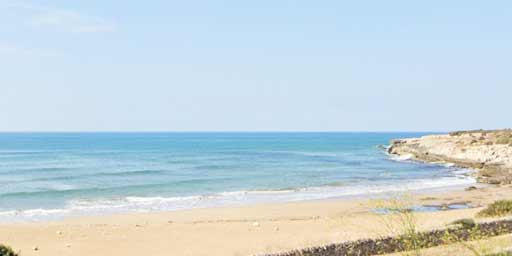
[477,200,512,218]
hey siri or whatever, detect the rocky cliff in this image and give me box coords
[388,129,512,184]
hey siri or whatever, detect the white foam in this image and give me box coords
[390,154,414,162]
[125,196,201,203]
[452,168,474,175]
[0,173,476,223]
[217,191,248,196]
[0,208,71,221]
[23,208,71,217]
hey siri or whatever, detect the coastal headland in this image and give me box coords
[388,129,512,185]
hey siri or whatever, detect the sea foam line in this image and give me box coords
[0,174,475,223]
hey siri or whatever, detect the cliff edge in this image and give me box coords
[388,129,512,184]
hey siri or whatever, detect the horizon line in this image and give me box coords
[0,130,447,133]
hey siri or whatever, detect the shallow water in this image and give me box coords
[0,132,475,222]
[373,203,473,215]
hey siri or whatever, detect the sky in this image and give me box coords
[0,0,511,132]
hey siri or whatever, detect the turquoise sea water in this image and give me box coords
[0,133,475,222]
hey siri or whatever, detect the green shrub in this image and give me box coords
[450,218,476,229]
[450,131,463,136]
[0,244,18,256]
[477,200,512,217]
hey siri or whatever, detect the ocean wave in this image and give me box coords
[0,175,476,223]
[0,167,75,175]
[0,178,233,199]
[13,169,167,183]
[268,151,340,158]
[0,150,67,155]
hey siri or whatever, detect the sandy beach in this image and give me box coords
[1,185,511,256]
[3,0,511,253]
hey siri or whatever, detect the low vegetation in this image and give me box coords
[0,245,18,256]
[268,197,512,256]
[449,129,488,137]
[485,252,512,256]
[495,130,512,145]
[448,129,512,146]
[451,218,477,229]
[477,200,512,218]
[265,219,512,256]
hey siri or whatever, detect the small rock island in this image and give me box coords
[388,129,512,184]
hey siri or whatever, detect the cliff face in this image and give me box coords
[388,130,512,184]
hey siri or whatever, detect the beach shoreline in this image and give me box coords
[2,131,510,255]
[0,176,476,224]
[1,184,511,256]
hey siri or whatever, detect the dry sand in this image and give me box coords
[1,185,511,256]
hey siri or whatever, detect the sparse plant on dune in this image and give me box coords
[441,222,484,256]
[0,244,18,256]
[477,200,512,218]
[450,218,476,229]
[372,196,512,256]
[373,194,423,256]
[443,215,512,256]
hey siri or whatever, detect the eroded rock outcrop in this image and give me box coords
[388,129,512,184]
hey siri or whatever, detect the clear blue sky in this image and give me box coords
[1,0,510,132]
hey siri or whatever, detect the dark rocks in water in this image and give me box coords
[465,186,478,191]
[488,179,503,185]
[387,139,406,154]
[439,204,450,211]
[376,145,387,151]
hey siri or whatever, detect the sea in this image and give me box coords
[0,132,476,222]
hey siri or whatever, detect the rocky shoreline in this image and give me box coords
[388,129,512,185]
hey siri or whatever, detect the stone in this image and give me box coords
[465,186,478,191]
